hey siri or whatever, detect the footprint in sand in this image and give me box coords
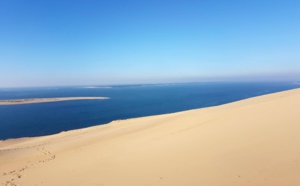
[1,147,56,186]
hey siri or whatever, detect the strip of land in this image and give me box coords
[0,97,109,105]
[0,89,299,186]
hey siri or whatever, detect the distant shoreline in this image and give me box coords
[0,97,109,105]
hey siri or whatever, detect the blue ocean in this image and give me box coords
[0,82,299,140]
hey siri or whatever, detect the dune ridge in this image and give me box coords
[0,88,300,186]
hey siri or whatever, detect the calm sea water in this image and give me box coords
[0,82,299,140]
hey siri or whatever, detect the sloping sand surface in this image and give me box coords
[1,89,299,186]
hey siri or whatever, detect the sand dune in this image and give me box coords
[0,97,109,105]
[0,89,299,186]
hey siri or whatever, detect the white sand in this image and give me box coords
[0,89,299,186]
[0,97,109,105]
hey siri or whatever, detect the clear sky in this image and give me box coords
[0,0,299,87]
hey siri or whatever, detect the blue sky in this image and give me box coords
[0,0,299,87]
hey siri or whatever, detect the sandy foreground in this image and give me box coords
[0,97,109,105]
[0,89,300,186]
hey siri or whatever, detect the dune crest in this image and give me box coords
[1,89,300,186]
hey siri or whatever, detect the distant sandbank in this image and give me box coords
[84,86,112,89]
[0,97,109,105]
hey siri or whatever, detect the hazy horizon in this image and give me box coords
[1,0,299,88]
[1,79,300,89]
